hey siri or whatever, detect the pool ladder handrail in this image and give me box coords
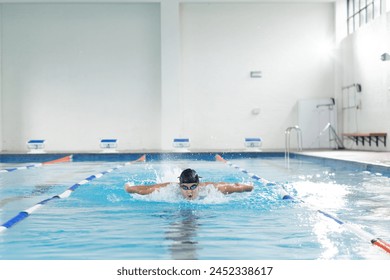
[285,126,303,164]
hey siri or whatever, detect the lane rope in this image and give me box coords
[0,155,73,173]
[0,154,145,233]
[215,154,293,200]
[215,154,390,255]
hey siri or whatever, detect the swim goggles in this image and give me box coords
[180,183,199,190]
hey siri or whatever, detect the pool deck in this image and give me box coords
[1,149,390,168]
[298,150,390,167]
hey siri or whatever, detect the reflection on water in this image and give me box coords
[0,184,56,207]
[165,208,200,260]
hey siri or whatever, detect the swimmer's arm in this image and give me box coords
[124,182,171,195]
[201,182,253,194]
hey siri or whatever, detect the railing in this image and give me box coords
[309,123,345,149]
[285,126,303,166]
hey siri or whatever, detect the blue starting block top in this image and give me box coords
[101,139,117,143]
[28,140,45,144]
[173,138,189,142]
[245,138,262,142]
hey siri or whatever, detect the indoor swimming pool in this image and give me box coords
[0,153,389,260]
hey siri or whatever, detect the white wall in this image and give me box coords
[0,1,336,152]
[2,1,388,153]
[160,0,182,150]
[180,3,335,150]
[336,11,390,151]
[1,3,161,152]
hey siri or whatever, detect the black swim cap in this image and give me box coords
[179,169,200,184]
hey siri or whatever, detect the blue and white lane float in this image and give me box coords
[0,154,146,233]
[0,155,73,173]
[215,154,390,255]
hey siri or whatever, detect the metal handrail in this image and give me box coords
[285,126,303,166]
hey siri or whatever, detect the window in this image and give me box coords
[347,0,382,34]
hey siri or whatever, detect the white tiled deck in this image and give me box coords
[298,150,390,167]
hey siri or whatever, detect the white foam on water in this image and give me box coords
[291,181,351,210]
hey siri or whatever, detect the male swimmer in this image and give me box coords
[124,168,253,200]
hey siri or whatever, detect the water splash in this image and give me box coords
[291,181,350,210]
[129,183,232,205]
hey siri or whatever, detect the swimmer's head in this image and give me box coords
[179,169,200,200]
[179,169,200,184]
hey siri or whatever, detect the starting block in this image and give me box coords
[244,138,262,149]
[27,139,46,153]
[100,139,118,153]
[173,138,190,151]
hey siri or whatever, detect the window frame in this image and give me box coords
[347,0,382,35]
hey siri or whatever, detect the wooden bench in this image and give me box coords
[342,133,387,147]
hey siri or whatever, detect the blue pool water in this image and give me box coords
[0,153,389,260]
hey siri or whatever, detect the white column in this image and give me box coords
[160,0,181,150]
[385,0,390,12]
[0,5,2,152]
[334,0,347,45]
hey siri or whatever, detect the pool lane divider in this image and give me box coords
[0,155,73,173]
[0,154,146,233]
[215,154,293,200]
[215,154,390,255]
